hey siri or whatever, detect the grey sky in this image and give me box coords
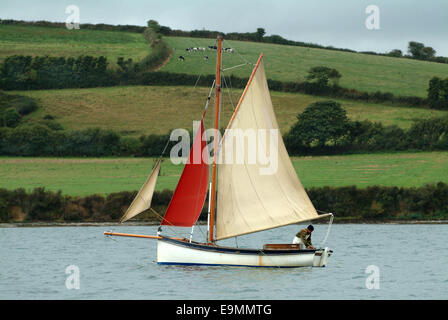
[1,0,447,56]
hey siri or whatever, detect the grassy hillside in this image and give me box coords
[1,152,447,196]
[14,85,448,137]
[2,24,448,98]
[162,36,448,97]
[0,24,149,66]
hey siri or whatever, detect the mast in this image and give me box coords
[208,35,223,243]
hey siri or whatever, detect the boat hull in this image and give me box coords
[157,237,332,268]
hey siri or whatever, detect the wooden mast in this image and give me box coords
[208,35,223,243]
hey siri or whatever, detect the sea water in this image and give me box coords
[1,224,447,299]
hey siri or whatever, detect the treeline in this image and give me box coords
[0,125,182,157]
[0,54,231,90]
[0,19,146,33]
[0,115,447,157]
[1,183,447,223]
[307,183,448,220]
[0,187,172,222]
[0,55,111,90]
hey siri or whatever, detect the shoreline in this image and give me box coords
[1,219,448,228]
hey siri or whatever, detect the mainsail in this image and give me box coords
[119,158,161,223]
[215,56,319,240]
[161,120,209,227]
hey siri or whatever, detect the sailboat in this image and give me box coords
[105,36,334,267]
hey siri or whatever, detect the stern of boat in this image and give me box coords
[313,247,333,267]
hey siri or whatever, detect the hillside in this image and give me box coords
[162,36,448,97]
[1,24,448,98]
[13,85,448,137]
[0,24,149,66]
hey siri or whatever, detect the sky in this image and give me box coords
[1,0,447,56]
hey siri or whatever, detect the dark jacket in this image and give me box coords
[296,228,312,247]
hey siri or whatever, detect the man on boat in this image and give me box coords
[293,225,315,249]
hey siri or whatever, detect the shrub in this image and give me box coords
[1,107,21,127]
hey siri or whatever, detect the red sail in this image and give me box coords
[161,121,209,227]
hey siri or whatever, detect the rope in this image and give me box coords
[149,208,187,239]
[201,80,216,119]
[320,213,334,248]
[160,138,171,158]
[222,70,236,111]
[222,63,249,72]
[193,59,207,88]
[232,45,251,66]
[189,223,207,243]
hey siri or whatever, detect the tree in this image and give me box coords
[408,41,436,60]
[256,28,266,42]
[421,46,436,60]
[422,47,436,60]
[286,100,350,148]
[2,108,21,128]
[428,77,442,108]
[428,76,448,109]
[408,41,425,59]
[147,20,161,32]
[387,49,402,57]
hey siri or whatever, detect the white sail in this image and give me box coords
[119,158,161,223]
[215,57,319,240]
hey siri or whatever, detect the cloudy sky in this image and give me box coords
[1,0,447,56]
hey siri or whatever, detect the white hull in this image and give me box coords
[157,237,332,268]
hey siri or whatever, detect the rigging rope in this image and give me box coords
[222,63,249,72]
[319,213,334,248]
[221,70,236,111]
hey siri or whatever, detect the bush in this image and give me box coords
[407,117,448,150]
[26,188,65,221]
[427,76,448,110]
[1,107,21,127]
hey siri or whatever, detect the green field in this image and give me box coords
[1,152,447,196]
[163,36,448,97]
[0,25,149,66]
[14,85,448,137]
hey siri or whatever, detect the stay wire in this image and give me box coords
[221,70,236,111]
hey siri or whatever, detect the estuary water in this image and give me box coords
[1,224,447,300]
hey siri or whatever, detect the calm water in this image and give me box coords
[1,224,447,300]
